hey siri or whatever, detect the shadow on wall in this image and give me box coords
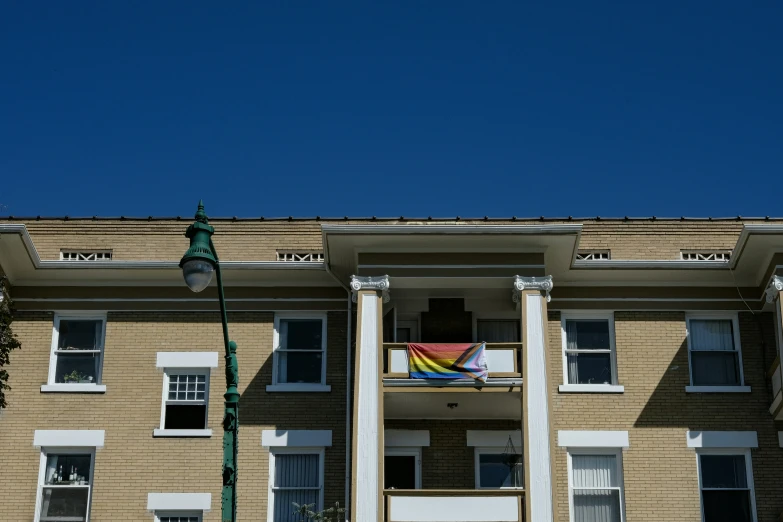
[633,312,777,430]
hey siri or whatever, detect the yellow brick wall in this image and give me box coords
[0,310,347,521]
[548,310,783,522]
[0,218,765,261]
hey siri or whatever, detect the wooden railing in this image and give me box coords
[769,356,782,419]
[382,342,523,379]
[383,489,525,522]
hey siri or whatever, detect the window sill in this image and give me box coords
[41,384,107,393]
[266,384,331,393]
[685,386,751,393]
[153,429,213,438]
[559,384,624,394]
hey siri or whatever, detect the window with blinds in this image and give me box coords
[687,317,742,387]
[569,453,624,522]
[270,451,324,522]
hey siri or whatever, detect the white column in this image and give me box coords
[350,275,389,522]
[514,275,554,522]
[766,276,783,362]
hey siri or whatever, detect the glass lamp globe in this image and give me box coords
[182,259,215,292]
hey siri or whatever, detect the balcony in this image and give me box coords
[384,489,525,522]
[769,356,782,420]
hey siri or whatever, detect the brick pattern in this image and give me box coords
[0,310,347,521]
[384,419,520,489]
[0,218,762,261]
[548,310,783,522]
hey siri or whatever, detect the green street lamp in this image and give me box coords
[180,201,239,522]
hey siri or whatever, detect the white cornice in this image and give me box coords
[322,224,583,235]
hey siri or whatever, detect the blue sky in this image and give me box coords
[1,2,781,218]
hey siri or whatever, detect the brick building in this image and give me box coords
[1,215,782,522]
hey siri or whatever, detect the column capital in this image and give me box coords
[513,275,553,303]
[350,275,390,303]
[766,275,783,303]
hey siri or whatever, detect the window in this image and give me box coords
[157,515,201,522]
[268,449,324,522]
[474,449,524,489]
[36,451,94,522]
[687,315,744,388]
[568,451,625,522]
[477,319,521,342]
[576,250,611,261]
[60,250,113,261]
[157,370,210,434]
[47,314,106,388]
[561,313,618,386]
[698,451,756,522]
[385,448,421,489]
[271,314,327,389]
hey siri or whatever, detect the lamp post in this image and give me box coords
[180,201,238,522]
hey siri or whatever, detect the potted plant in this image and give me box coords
[292,502,346,522]
[63,370,85,384]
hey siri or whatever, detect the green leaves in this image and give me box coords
[292,502,347,522]
[0,276,21,408]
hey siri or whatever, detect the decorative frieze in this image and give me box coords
[350,275,390,303]
[513,275,553,303]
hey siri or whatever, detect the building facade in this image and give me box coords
[1,216,782,522]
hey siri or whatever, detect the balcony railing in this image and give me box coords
[769,356,782,420]
[382,342,523,385]
[384,489,525,522]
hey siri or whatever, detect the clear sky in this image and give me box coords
[1,2,781,218]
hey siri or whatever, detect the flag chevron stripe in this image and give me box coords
[407,342,488,382]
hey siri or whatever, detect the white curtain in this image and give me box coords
[566,321,580,383]
[477,320,520,343]
[690,320,734,351]
[690,320,738,385]
[572,455,621,522]
[273,454,320,522]
[45,455,58,484]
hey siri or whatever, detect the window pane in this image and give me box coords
[566,320,610,350]
[165,404,207,429]
[40,486,89,521]
[573,489,621,522]
[281,319,323,351]
[58,320,100,350]
[385,455,417,489]
[278,352,323,384]
[567,353,612,385]
[691,352,740,386]
[275,454,320,487]
[700,455,747,488]
[45,454,92,484]
[478,454,523,488]
[477,320,521,343]
[274,489,319,522]
[572,455,618,488]
[702,490,751,522]
[168,374,207,401]
[690,320,734,351]
[159,517,200,522]
[54,354,100,384]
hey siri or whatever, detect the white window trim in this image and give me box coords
[560,311,620,388]
[566,448,626,522]
[45,312,107,390]
[268,312,329,392]
[262,430,333,448]
[558,430,630,449]
[473,447,524,490]
[696,448,757,522]
[686,430,758,449]
[385,447,422,489]
[685,313,748,392]
[266,447,325,522]
[34,447,96,522]
[155,367,211,438]
[385,430,430,448]
[154,512,203,522]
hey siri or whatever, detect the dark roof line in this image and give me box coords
[0,215,780,222]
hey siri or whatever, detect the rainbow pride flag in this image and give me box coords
[408,343,488,382]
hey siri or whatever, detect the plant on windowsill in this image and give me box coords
[292,502,346,522]
[0,276,22,409]
[62,371,93,384]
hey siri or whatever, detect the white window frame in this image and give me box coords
[685,313,750,393]
[268,312,330,392]
[559,311,623,393]
[35,447,96,522]
[267,447,325,522]
[154,368,212,438]
[473,447,524,490]
[566,448,626,522]
[696,448,757,522]
[385,447,422,489]
[154,513,203,522]
[43,313,107,393]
